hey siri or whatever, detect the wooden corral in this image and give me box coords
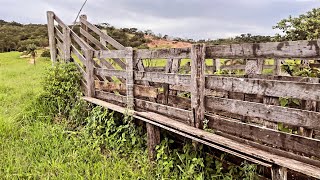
[47,11,320,179]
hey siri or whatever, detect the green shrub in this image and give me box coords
[41,50,51,57]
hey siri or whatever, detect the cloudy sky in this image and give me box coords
[0,0,319,40]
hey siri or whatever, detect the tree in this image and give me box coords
[273,8,320,41]
[27,44,37,65]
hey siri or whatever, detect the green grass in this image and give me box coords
[0,52,153,179]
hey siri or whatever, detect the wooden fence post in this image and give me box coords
[80,15,88,43]
[271,165,287,180]
[46,11,57,64]
[85,49,95,97]
[126,47,134,110]
[63,27,71,62]
[146,123,160,160]
[191,44,206,129]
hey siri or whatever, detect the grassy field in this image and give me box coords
[0,52,153,179]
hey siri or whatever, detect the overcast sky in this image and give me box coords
[0,0,319,40]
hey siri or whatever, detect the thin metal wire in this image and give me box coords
[71,0,88,30]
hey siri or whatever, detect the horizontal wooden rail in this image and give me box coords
[206,76,320,101]
[205,96,320,130]
[95,68,127,79]
[135,48,191,59]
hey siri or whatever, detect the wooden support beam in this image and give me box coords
[162,58,173,104]
[47,11,57,64]
[146,123,161,160]
[80,15,89,44]
[126,47,134,110]
[85,49,95,97]
[63,27,71,62]
[191,44,206,129]
[271,165,287,180]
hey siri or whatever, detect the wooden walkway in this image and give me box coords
[47,11,320,179]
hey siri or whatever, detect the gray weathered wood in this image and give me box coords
[47,11,57,64]
[136,48,191,59]
[85,49,95,97]
[70,31,94,51]
[271,165,287,180]
[135,99,193,124]
[53,14,68,29]
[135,72,190,86]
[126,47,134,110]
[71,45,86,64]
[206,114,320,159]
[95,68,127,79]
[96,50,127,59]
[191,44,206,128]
[63,27,71,62]
[54,26,63,41]
[205,96,320,130]
[146,123,161,160]
[80,28,108,50]
[205,40,320,59]
[80,15,89,44]
[162,59,173,104]
[206,76,320,101]
[80,17,125,50]
[95,90,126,103]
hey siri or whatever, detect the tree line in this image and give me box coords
[0,8,319,53]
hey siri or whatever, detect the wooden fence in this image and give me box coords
[47,11,320,179]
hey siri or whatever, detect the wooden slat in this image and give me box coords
[96,50,127,59]
[80,17,125,50]
[71,45,86,64]
[218,64,274,70]
[205,96,320,130]
[47,11,57,63]
[80,28,108,50]
[134,71,190,85]
[135,48,191,59]
[53,13,68,29]
[95,90,126,103]
[135,99,193,124]
[191,44,206,128]
[63,27,71,62]
[54,26,63,41]
[205,40,320,59]
[206,114,320,159]
[125,47,134,110]
[70,31,94,51]
[206,76,320,101]
[95,68,126,79]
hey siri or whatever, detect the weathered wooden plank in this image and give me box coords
[205,96,320,130]
[205,40,320,59]
[85,49,95,97]
[71,45,86,64]
[134,72,190,86]
[56,38,63,52]
[70,31,94,51]
[271,165,287,180]
[135,111,320,179]
[53,13,68,29]
[206,74,319,82]
[218,64,273,71]
[146,123,161,160]
[206,76,320,101]
[125,47,134,110]
[162,59,173,104]
[135,48,191,59]
[83,97,320,178]
[206,114,320,158]
[157,94,191,110]
[80,28,108,50]
[135,99,193,124]
[63,27,71,62]
[74,61,86,78]
[191,44,206,128]
[47,11,57,64]
[95,68,127,79]
[54,26,63,41]
[80,18,125,50]
[95,90,126,103]
[96,50,127,59]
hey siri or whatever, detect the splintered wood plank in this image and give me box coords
[95,68,127,79]
[95,90,126,103]
[205,40,320,59]
[206,76,320,101]
[146,123,161,160]
[206,114,320,159]
[205,96,320,130]
[191,44,206,128]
